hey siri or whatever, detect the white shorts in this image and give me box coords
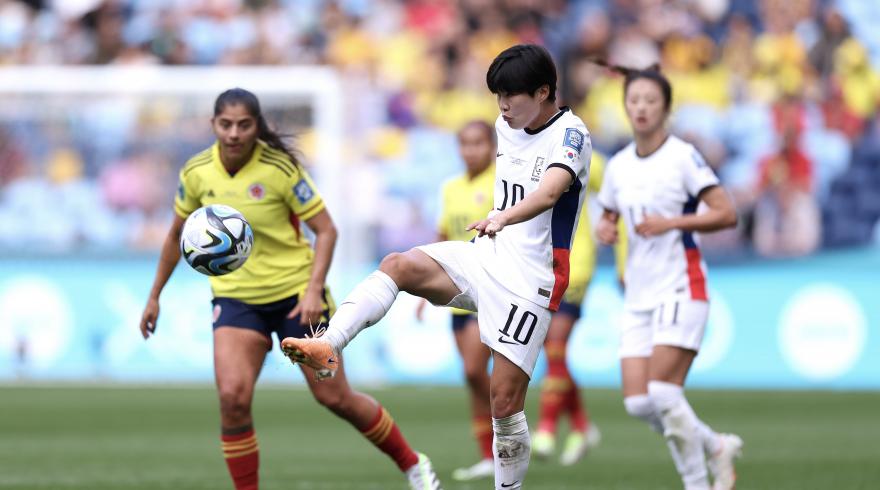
[618,298,709,358]
[416,241,551,378]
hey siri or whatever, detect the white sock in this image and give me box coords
[492,412,530,490]
[624,394,665,434]
[648,381,710,489]
[322,271,399,351]
[682,401,722,455]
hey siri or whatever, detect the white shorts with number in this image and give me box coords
[416,240,551,378]
[618,298,709,358]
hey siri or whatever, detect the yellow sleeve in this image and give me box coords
[587,151,606,194]
[173,168,201,218]
[437,182,452,237]
[285,165,326,221]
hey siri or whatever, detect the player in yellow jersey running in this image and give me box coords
[139,88,440,490]
[532,152,625,465]
[416,120,496,481]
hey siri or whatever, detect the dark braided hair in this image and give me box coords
[213,88,300,166]
[589,59,673,111]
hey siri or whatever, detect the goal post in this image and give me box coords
[0,65,360,273]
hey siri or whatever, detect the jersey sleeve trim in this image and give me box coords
[547,162,576,183]
[297,200,325,221]
[173,202,192,218]
[695,183,718,200]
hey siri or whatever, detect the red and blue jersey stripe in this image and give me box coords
[682,196,708,301]
[548,165,583,311]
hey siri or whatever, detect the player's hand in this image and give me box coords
[289,288,325,327]
[596,216,619,245]
[415,298,428,322]
[140,297,160,340]
[635,214,673,237]
[467,215,506,237]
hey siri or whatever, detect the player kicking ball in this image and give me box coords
[282,44,592,490]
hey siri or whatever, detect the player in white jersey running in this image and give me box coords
[595,64,743,490]
[280,44,592,490]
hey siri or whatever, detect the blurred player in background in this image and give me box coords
[139,88,440,490]
[532,152,618,466]
[282,44,592,490]
[595,66,743,490]
[416,120,496,481]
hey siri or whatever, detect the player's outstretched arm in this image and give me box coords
[636,186,737,237]
[140,214,185,339]
[288,209,338,326]
[468,166,573,237]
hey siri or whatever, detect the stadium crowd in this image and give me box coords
[0,0,878,258]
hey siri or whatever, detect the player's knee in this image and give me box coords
[623,394,654,420]
[490,385,526,418]
[379,251,422,290]
[312,386,349,415]
[218,387,252,421]
[463,364,488,388]
[379,252,406,283]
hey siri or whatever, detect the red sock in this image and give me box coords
[221,428,259,490]
[472,414,494,460]
[564,383,590,433]
[361,405,420,472]
[538,341,570,434]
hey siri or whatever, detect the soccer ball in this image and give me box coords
[180,204,254,276]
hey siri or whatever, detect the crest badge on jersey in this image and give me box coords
[293,179,314,204]
[563,128,585,153]
[248,183,265,200]
[531,156,545,182]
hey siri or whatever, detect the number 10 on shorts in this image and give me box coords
[498,304,537,345]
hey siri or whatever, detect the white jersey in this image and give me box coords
[475,108,591,311]
[597,135,719,310]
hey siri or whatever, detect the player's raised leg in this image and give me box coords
[301,357,441,490]
[281,248,461,376]
[214,327,269,490]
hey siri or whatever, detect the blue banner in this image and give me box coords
[2,250,878,388]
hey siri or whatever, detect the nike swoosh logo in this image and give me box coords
[496,152,504,157]
[497,336,517,345]
[501,482,519,488]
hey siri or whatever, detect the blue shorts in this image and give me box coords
[451,312,477,332]
[212,290,335,349]
[556,300,582,320]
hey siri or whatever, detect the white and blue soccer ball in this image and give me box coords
[180,204,254,276]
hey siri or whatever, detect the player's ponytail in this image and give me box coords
[588,58,673,111]
[214,88,301,166]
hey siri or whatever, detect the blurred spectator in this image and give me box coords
[752,100,821,257]
[0,0,878,258]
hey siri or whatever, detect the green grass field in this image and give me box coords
[1,385,878,489]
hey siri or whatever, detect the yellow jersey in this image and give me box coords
[438,164,495,242]
[174,141,325,304]
[438,164,494,315]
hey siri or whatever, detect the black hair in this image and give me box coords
[458,119,496,143]
[486,44,558,102]
[591,59,673,111]
[213,88,299,165]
